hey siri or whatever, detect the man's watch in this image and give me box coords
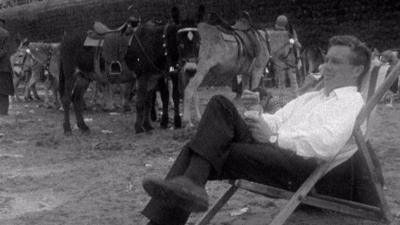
[269,133,279,145]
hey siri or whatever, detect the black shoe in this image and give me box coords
[142,176,209,212]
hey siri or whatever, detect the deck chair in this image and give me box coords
[195,62,400,225]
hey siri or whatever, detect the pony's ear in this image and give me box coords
[22,38,30,47]
[171,6,180,24]
[197,4,206,22]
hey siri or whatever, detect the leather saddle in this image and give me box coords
[208,12,259,58]
[93,21,128,35]
[87,21,130,41]
[85,18,137,47]
[86,16,139,43]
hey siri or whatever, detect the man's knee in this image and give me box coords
[208,95,231,107]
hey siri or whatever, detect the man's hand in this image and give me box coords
[244,112,273,143]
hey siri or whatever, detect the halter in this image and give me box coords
[177,27,198,34]
[176,26,199,65]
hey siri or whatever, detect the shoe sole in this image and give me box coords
[143,178,208,212]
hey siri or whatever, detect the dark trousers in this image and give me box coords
[142,95,318,225]
[0,94,9,115]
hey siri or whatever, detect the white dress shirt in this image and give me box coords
[262,86,364,169]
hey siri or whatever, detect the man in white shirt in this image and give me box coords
[141,35,371,225]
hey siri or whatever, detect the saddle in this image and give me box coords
[208,12,260,58]
[85,19,135,47]
[93,21,129,35]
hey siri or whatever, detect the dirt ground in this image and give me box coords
[0,86,399,225]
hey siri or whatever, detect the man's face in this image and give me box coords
[321,45,363,91]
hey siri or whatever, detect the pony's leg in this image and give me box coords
[93,81,103,107]
[103,83,114,111]
[31,83,40,101]
[61,71,75,135]
[121,82,132,112]
[171,71,181,128]
[12,74,22,102]
[118,83,125,109]
[135,76,148,133]
[43,77,51,108]
[72,75,90,133]
[168,79,174,109]
[249,56,267,91]
[52,77,61,109]
[112,84,121,109]
[143,88,155,132]
[193,91,201,121]
[31,68,42,100]
[158,77,169,129]
[150,91,157,122]
[183,61,211,127]
[24,71,33,101]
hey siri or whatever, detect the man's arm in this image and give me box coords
[277,96,364,160]
[262,92,308,133]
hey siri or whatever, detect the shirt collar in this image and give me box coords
[323,86,358,98]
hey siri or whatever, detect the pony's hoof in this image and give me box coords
[160,115,169,129]
[80,128,90,135]
[174,115,182,129]
[183,121,195,129]
[144,124,154,132]
[135,126,145,134]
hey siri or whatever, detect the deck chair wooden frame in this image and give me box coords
[196,62,400,225]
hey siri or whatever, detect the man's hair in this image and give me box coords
[0,18,5,24]
[328,35,371,88]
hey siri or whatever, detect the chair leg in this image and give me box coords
[195,184,239,225]
[269,160,333,225]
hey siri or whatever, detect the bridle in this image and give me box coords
[176,26,199,66]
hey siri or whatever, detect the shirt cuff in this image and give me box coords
[277,131,293,149]
[262,113,279,133]
[277,131,301,155]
